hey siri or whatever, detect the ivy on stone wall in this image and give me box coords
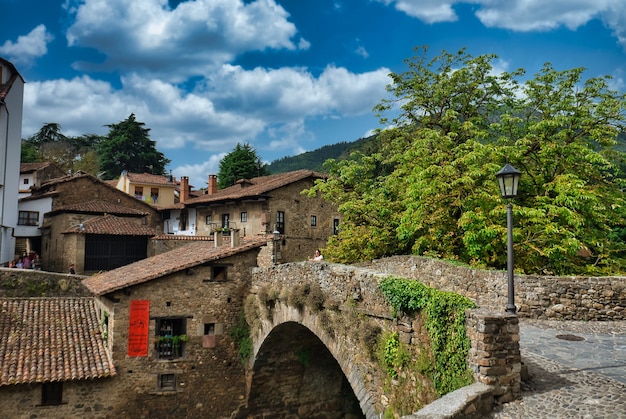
[230,311,252,363]
[379,276,476,395]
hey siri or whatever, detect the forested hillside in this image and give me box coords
[267,135,378,173]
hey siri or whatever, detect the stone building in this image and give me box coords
[78,235,271,417]
[0,298,116,419]
[19,162,66,198]
[180,170,340,263]
[14,163,67,258]
[27,172,163,273]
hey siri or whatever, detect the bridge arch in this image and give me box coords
[242,301,377,418]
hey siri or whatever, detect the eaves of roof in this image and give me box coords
[183,170,325,207]
[82,235,268,295]
[63,214,157,236]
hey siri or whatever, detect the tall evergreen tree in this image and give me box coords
[217,143,269,188]
[98,114,170,179]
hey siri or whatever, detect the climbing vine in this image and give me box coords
[379,277,476,395]
[230,311,252,363]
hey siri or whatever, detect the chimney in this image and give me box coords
[208,175,218,195]
[180,176,189,203]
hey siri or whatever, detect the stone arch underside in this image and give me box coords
[239,303,377,418]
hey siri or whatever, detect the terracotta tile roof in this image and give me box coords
[0,297,116,386]
[63,214,157,236]
[20,162,55,174]
[184,170,326,206]
[151,234,213,241]
[51,199,148,216]
[83,236,269,295]
[126,172,176,186]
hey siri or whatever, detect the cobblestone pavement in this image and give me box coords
[488,319,626,419]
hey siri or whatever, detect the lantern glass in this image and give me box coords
[496,163,521,198]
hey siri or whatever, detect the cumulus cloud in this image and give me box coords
[378,0,626,49]
[64,0,304,79]
[22,62,391,186]
[0,25,53,66]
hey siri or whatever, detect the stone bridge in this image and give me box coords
[236,261,523,419]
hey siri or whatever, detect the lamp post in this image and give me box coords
[496,162,521,314]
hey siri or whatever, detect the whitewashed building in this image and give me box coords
[0,57,24,265]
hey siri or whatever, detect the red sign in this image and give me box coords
[128,300,150,357]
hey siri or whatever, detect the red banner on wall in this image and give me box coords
[128,300,150,357]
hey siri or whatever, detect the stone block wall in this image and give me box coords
[364,256,626,320]
[0,268,90,297]
[465,309,521,403]
[0,378,118,419]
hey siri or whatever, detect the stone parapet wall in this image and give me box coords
[0,268,90,297]
[363,256,626,320]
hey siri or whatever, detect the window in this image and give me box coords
[41,382,63,406]
[204,323,215,335]
[212,266,227,281]
[276,211,285,234]
[18,211,39,226]
[23,178,29,185]
[135,186,143,199]
[222,213,230,229]
[310,215,317,227]
[151,188,159,204]
[155,318,187,359]
[158,373,176,391]
[205,214,212,225]
[240,211,247,223]
[333,218,340,235]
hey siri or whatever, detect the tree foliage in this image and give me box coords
[308,46,626,275]
[98,114,170,179]
[22,123,104,174]
[217,143,269,188]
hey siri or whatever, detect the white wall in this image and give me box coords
[15,196,53,237]
[0,59,24,264]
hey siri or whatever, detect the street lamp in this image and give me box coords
[496,162,521,314]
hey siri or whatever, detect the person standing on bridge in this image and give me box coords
[309,249,323,261]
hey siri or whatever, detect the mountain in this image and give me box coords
[267,134,378,174]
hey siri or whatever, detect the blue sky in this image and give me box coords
[2,0,626,188]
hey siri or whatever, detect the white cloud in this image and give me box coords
[375,0,458,23]
[377,1,626,49]
[172,153,224,189]
[21,62,391,187]
[64,0,303,80]
[0,25,53,66]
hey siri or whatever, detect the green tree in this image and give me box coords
[309,46,626,275]
[217,143,269,188]
[20,141,41,163]
[28,123,68,145]
[98,114,170,179]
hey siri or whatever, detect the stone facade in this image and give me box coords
[88,248,262,418]
[36,174,162,273]
[0,378,117,419]
[189,175,338,263]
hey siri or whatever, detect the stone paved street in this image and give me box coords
[488,319,626,419]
